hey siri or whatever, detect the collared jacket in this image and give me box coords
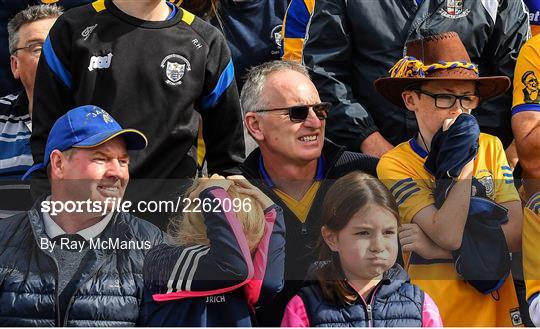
[281,265,442,327]
[301,0,529,149]
[239,139,378,325]
[0,198,164,326]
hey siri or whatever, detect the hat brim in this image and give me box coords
[373,76,511,108]
[73,129,148,150]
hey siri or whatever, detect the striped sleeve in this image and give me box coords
[377,156,434,224]
[147,187,254,301]
[281,0,314,62]
[490,137,520,203]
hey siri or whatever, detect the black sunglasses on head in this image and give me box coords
[254,102,331,122]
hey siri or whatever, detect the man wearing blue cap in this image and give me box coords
[0,105,164,326]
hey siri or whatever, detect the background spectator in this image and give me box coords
[0,4,61,218]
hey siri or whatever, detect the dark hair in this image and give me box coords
[317,171,399,304]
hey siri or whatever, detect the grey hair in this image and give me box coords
[240,60,310,115]
[8,4,63,55]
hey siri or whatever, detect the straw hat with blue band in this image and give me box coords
[374,32,511,108]
[22,105,148,180]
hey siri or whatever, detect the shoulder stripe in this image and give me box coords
[175,246,210,291]
[526,192,540,211]
[181,8,195,25]
[185,248,210,291]
[397,188,421,206]
[92,0,106,12]
[394,182,417,201]
[501,166,512,171]
[166,245,206,293]
[389,177,413,194]
[512,103,540,115]
[201,59,235,110]
[43,37,72,89]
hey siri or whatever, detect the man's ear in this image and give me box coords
[49,150,65,179]
[401,90,418,112]
[244,113,264,142]
[10,55,20,80]
[322,225,339,252]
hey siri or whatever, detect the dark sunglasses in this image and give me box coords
[254,102,331,122]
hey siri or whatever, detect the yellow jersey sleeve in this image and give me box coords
[377,152,434,224]
[524,192,540,301]
[512,35,540,114]
[485,135,521,204]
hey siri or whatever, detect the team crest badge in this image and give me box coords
[477,174,495,198]
[270,24,283,55]
[160,54,191,86]
[166,62,185,83]
[439,0,470,19]
[85,108,114,124]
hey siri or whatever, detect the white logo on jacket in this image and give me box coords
[88,53,113,71]
[439,0,470,19]
[82,24,98,41]
[160,54,191,86]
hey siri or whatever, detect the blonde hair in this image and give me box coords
[168,183,266,253]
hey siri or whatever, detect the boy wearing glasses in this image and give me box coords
[0,5,62,218]
[240,60,378,326]
[376,32,523,326]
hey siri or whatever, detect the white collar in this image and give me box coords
[42,196,113,240]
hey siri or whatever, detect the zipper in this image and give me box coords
[28,210,61,326]
[357,284,381,327]
[366,304,373,327]
[62,252,112,325]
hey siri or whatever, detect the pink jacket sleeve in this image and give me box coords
[281,295,310,327]
[422,292,443,327]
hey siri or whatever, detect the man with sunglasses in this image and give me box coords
[376,32,523,327]
[240,60,378,326]
[0,5,62,218]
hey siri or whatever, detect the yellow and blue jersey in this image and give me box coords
[513,34,540,114]
[281,0,314,62]
[377,133,521,327]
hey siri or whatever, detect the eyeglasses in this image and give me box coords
[414,89,480,110]
[12,42,44,58]
[254,102,331,122]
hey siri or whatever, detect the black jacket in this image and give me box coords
[0,199,164,326]
[303,0,529,149]
[240,139,378,325]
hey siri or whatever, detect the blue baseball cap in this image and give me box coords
[22,105,148,180]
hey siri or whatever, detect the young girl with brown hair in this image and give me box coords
[281,172,442,327]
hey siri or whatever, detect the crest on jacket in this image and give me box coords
[439,0,470,19]
[476,171,495,198]
[160,54,191,86]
